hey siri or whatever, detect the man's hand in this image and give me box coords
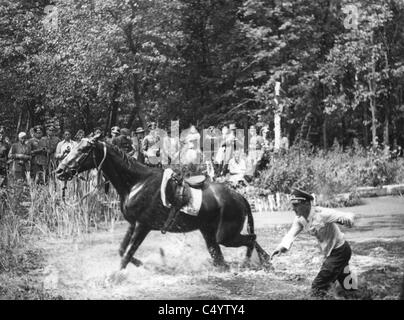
[270,246,287,259]
[337,217,354,228]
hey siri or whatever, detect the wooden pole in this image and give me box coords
[274,81,282,151]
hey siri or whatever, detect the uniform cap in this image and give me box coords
[290,188,314,204]
[121,128,130,136]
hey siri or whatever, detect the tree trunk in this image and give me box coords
[369,35,378,149]
[322,117,327,150]
[16,106,23,135]
[274,81,282,151]
[383,104,390,148]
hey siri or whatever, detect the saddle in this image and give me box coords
[161,173,209,234]
[184,175,207,189]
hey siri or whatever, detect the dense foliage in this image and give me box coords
[255,142,404,200]
[1,0,404,148]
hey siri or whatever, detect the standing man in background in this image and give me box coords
[28,126,49,184]
[45,125,60,181]
[133,127,145,162]
[112,128,134,156]
[142,122,161,167]
[108,126,120,144]
[55,130,76,162]
[0,127,11,187]
[8,132,31,183]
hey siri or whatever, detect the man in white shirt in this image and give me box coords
[55,130,76,162]
[228,152,247,185]
[271,188,357,297]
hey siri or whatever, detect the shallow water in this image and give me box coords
[39,196,404,300]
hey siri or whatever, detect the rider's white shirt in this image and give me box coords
[277,207,355,257]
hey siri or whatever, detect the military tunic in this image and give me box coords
[8,142,31,181]
[0,139,10,185]
[28,137,48,182]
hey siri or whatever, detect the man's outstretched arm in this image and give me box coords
[271,218,303,259]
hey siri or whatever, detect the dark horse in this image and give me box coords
[56,134,270,270]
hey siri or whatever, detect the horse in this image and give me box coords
[55,134,271,270]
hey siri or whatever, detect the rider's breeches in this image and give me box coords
[311,241,353,296]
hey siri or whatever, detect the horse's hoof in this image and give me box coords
[105,270,128,286]
[214,262,230,272]
[261,260,274,272]
[131,257,143,267]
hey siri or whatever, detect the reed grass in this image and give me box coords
[0,172,121,265]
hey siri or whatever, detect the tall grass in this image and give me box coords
[0,171,121,270]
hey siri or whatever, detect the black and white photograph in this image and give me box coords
[1,0,404,305]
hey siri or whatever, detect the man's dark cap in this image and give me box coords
[290,188,314,203]
[121,128,130,136]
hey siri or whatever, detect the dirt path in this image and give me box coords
[36,196,404,299]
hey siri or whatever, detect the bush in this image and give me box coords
[254,142,404,205]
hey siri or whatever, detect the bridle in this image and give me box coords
[62,139,108,204]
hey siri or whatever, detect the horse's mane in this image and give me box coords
[103,141,155,175]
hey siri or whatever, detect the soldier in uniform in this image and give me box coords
[133,127,145,162]
[0,127,11,187]
[8,132,31,183]
[271,188,357,298]
[45,125,60,179]
[28,126,49,184]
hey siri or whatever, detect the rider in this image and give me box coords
[271,188,357,297]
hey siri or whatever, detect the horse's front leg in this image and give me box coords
[120,223,151,270]
[119,224,135,257]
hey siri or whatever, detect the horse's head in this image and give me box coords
[56,133,104,181]
[160,168,186,208]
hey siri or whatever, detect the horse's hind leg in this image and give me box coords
[120,223,151,270]
[200,228,228,270]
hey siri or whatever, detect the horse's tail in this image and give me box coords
[243,196,255,236]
